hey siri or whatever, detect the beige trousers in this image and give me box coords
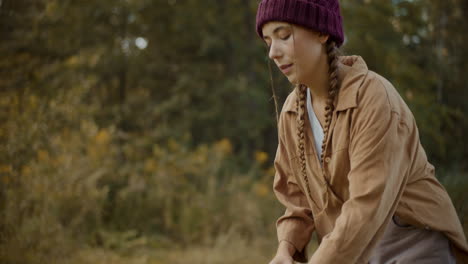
[368,215,456,264]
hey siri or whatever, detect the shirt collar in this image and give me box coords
[283,55,369,113]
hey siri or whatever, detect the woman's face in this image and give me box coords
[262,21,329,85]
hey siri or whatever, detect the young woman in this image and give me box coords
[255,0,468,263]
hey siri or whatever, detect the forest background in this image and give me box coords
[1,0,468,263]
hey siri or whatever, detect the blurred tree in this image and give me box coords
[342,0,468,169]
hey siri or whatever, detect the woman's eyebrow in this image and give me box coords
[263,25,289,40]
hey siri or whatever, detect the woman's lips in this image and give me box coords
[280,63,293,74]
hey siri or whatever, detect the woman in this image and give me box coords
[255,0,468,263]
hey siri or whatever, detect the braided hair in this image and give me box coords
[296,40,340,198]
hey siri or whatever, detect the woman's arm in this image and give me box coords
[273,112,315,263]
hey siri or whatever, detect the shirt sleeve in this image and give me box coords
[273,113,315,263]
[308,82,415,264]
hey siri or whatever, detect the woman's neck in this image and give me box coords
[303,54,330,102]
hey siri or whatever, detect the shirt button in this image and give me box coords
[324,157,331,163]
[424,225,431,230]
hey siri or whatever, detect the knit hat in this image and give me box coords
[255,0,344,47]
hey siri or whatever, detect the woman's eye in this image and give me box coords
[281,34,291,40]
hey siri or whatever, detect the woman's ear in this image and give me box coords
[318,33,330,44]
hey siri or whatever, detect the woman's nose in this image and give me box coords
[268,42,282,60]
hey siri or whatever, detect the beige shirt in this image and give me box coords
[273,55,468,263]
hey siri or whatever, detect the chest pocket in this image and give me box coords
[325,148,350,201]
[329,111,351,154]
[323,111,352,201]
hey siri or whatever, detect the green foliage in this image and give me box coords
[0,83,281,262]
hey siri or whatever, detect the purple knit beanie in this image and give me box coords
[256,0,344,47]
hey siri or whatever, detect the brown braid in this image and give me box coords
[320,40,340,165]
[295,84,313,200]
[296,40,340,196]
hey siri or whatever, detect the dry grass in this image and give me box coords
[70,235,275,264]
[69,232,319,264]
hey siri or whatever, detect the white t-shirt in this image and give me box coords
[306,88,324,163]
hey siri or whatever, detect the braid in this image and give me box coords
[296,40,340,200]
[296,84,314,200]
[320,40,340,164]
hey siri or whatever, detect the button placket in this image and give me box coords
[321,109,339,185]
[301,112,328,211]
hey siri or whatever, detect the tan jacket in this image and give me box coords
[273,55,468,263]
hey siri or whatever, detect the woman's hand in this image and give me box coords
[268,254,294,264]
[269,241,296,264]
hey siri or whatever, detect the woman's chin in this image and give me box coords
[286,75,299,85]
